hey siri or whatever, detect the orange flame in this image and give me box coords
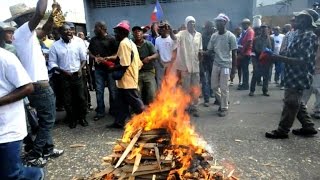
[121,73,207,177]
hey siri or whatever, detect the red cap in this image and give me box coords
[114,20,130,32]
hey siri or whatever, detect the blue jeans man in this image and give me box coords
[0,141,44,180]
[94,67,117,119]
[26,84,56,162]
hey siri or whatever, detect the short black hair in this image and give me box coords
[95,21,107,30]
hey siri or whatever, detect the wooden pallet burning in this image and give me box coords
[91,129,238,180]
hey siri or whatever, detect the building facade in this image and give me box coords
[255,0,318,16]
[83,0,256,36]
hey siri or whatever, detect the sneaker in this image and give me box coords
[26,157,47,167]
[43,149,64,159]
[249,92,254,96]
[93,115,105,121]
[230,82,234,86]
[263,92,270,97]
[192,109,200,117]
[265,130,289,139]
[280,86,285,90]
[203,102,210,107]
[292,128,318,136]
[218,110,228,117]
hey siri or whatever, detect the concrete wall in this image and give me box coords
[84,0,256,36]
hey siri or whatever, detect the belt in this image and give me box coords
[33,80,50,87]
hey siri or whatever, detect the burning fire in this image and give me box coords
[121,74,207,178]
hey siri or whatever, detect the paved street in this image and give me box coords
[47,81,320,180]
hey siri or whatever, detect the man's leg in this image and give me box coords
[190,72,200,116]
[219,68,230,113]
[112,89,131,127]
[144,71,157,105]
[240,56,249,89]
[155,59,165,89]
[26,84,56,165]
[313,74,320,118]
[94,69,106,118]
[71,75,88,126]
[106,72,117,116]
[0,141,44,180]
[61,78,74,127]
[249,66,258,94]
[125,89,145,115]
[278,89,302,134]
[266,89,301,139]
[211,64,221,105]
[274,61,281,83]
[262,65,270,95]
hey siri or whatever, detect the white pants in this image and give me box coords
[211,64,230,110]
[180,71,200,109]
[302,74,320,114]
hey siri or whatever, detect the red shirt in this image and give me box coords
[240,27,255,56]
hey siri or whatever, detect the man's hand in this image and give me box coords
[77,68,82,78]
[142,57,150,64]
[95,57,104,64]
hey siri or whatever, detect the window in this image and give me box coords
[92,0,146,8]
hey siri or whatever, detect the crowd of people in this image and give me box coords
[1,0,320,179]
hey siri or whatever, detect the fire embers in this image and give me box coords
[94,129,235,180]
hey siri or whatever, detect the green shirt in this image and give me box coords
[136,40,157,71]
[4,43,17,56]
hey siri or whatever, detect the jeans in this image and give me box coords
[302,74,320,115]
[61,74,87,123]
[94,68,117,116]
[278,89,315,134]
[27,83,56,158]
[114,89,145,126]
[139,71,157,105]
[211,64,229,110]
[0,141,43,180]
[200,58,213,103]
[240,55,250,88]
[274,61,282,82]
[250,63,269,93]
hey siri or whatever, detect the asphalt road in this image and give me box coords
[46,80,320,180]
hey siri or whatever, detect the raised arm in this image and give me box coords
[28,0,48,32]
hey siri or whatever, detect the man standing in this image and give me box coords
[104,21,144,128]
[302,21,320,119]
[238,18,255,90]
[201,21,215,107]
[207,14,237,117]
[132,26,158,105]
[271,26,285,84]
[266,9,319,139]
[175,16,203,117]
[9,1,63,167]
[49,24,88,129]
[155,20,177,82]
[249,24,274,97]
[88,22,118,120]
[0,47,44,180]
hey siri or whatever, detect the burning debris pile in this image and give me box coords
[91,75,238,180]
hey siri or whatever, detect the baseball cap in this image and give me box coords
[114,20,130,32]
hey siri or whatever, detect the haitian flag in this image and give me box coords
[150,0,164,22]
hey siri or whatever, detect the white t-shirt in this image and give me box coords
[0,48,31,144]
[13,22,49,82]
[271,34,285,54]
[155,36,177,63]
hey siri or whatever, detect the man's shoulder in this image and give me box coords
[0,48,18,65]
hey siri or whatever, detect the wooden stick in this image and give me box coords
[154,146,161,170]
[132,153,142,174]
[115,129,143,168]
[152,174,156,180]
